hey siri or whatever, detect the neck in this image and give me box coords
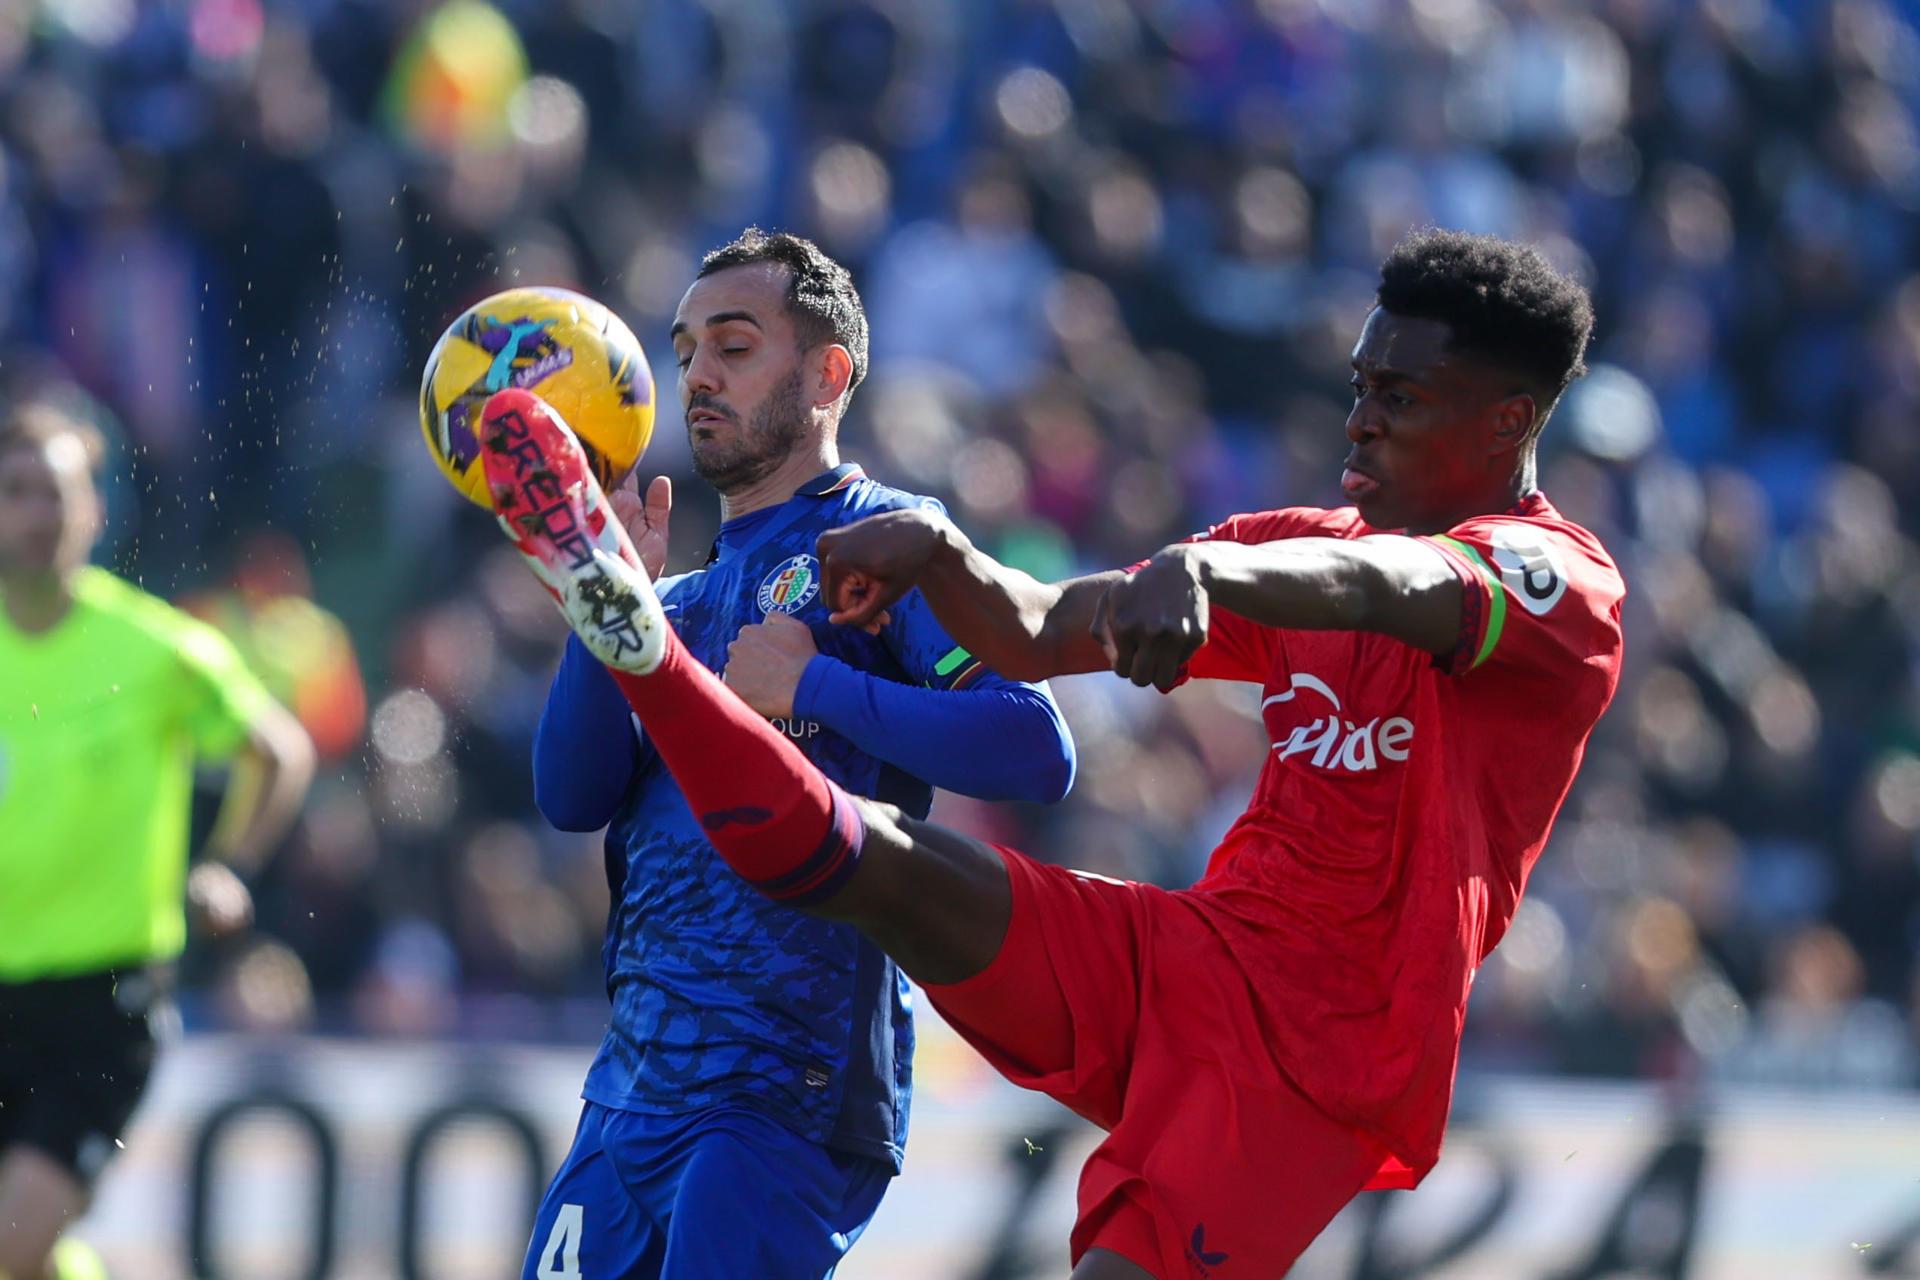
[1505,452,1539,507]
[718,437,841,522]
[1,567,76,634]
[1405,459,1540,535]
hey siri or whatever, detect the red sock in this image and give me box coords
[607,635,864,906]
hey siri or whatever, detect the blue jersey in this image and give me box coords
[534,463,1074,1170]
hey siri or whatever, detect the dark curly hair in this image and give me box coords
[1377,229,1594,412]
[697,227,870,411]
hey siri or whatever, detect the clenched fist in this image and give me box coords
[1092,546,1210,690]
[724,611,820,719]
[817,506,948,628]
[187,861,254,939]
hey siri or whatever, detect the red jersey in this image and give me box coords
[1171,492,1624,1186]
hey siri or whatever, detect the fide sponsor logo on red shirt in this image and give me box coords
[1261,671,1413,772]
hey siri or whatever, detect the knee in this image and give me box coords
[795,797,910,926]
[853,798,911,859]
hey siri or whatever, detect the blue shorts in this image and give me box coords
[521,1102,892,1280]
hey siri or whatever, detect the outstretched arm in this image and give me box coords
[822,509,1463,687]
[1094,534,1463,688]
[1187,535,1460,648]
[817,508,1121,683]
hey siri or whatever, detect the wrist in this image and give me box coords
[1155,543,1210,589]
[793,653,845,722]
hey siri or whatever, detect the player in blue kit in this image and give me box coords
[520,229,1077,1279]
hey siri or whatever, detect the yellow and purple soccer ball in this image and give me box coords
[419,286,655,508]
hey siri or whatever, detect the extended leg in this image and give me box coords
[482,389,1011,984]
[604,638,1014,984]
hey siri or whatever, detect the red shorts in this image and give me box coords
[922,846,1387,1279]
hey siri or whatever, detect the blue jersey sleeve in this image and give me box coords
[534,634,647,831]
[792,586,1076,804]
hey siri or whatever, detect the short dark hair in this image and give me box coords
[0,402,105,471]
[696,228,870,410]
[1377,229,1594,411]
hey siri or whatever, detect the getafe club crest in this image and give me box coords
[758,555,820,615]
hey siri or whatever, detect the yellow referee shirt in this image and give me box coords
[0,567,270,980]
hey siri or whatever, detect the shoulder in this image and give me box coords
[831,475,948,524]
[1439,507,1624,611]
[1192,505,1364,545]
[79,569,249,672]
[77,569,196,640]
[655,569,698,599]
[74,565,159,615]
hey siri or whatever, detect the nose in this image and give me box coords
[681,345,721,402]
[1345,400,1383,445]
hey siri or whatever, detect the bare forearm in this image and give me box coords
[207,711,315,869]
[919,525,1119,682]
[1178,536,1461,654]
[205,754,282,869]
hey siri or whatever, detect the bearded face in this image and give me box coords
[686,366,808,495]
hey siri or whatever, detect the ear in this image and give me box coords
[812,344,855,412]
[1488,392,1537,456]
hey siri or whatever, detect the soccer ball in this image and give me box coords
[419,286,655,508]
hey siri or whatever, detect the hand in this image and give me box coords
[608,474,672,580]
[186,862,255,939]
[724,611,820,719]
[1091,547,1209,690]
[817,508,948,629]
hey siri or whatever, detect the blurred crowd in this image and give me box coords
[3,0,1918,1091]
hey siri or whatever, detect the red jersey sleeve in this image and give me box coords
[1131,508,1362,685]
[1416,513,1625,681]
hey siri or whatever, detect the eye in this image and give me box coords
[1348,376,1365,397]
[722,346,749,356]
[1387,392,1413,409]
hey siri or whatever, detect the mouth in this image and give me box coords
[687,412,730,444]
[1340,459,1380,501]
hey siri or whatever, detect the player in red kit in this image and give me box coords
[482,229,1623,1278]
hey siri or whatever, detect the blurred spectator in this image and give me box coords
[866,160,1059,396]
[183,528,367,761]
